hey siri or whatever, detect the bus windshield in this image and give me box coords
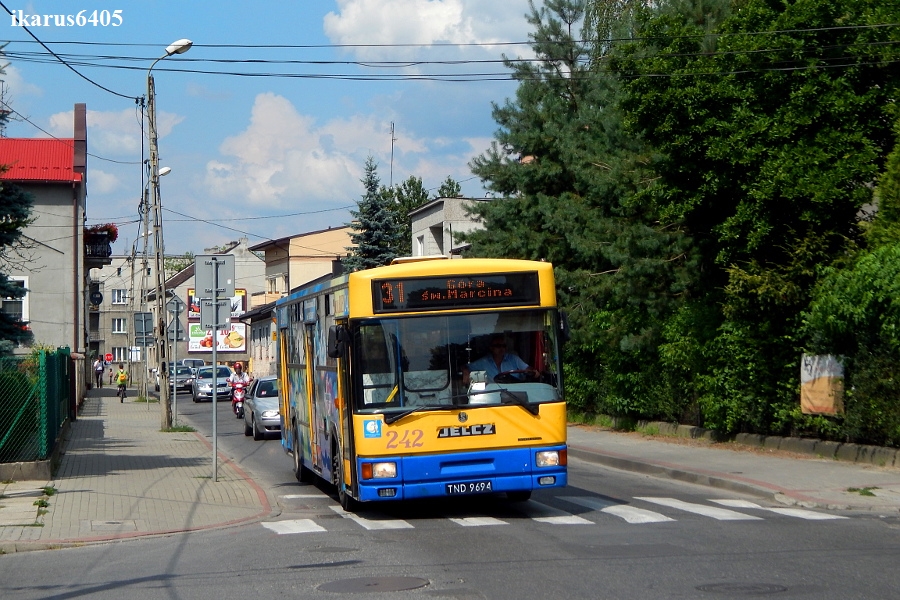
[352,309,562,414]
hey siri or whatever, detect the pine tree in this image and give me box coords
[461,0,695,420]
[343,157,403,271]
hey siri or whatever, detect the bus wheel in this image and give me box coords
[293,429,313,483]
[332,444,357,512]
[507,491,532,502]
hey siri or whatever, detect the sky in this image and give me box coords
[0,0,537,256]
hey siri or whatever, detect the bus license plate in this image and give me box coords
[446,480,493,495]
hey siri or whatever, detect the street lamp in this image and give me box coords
[148,38,191,429]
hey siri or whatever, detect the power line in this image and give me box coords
[0,0,137,100]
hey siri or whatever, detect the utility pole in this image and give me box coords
[139,183,151,404]
[146,38,192,430]
[147,72,172,429]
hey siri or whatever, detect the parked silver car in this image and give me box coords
[243,376,280,440]
[191,365,233,402]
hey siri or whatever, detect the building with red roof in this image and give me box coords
[0,103,98,396]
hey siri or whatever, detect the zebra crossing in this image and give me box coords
[260,494,848,535]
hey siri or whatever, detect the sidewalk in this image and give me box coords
[568,424,900,512]
[4,395,900,554]
[0,387,273,553]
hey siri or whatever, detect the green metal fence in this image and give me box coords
[0,348,71,462]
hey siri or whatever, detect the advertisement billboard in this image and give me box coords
[188,322,247,353]
[187,288,246,320]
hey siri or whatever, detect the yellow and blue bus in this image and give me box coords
[278,257,568,510]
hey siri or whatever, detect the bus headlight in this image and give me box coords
[536,450,566,467]
[362,462,397,479]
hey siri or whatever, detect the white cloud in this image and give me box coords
[324,0,532,60]
[47,108,184,156]
[1,65,42,99]
[205,92,433,207]
[87,169,120,194]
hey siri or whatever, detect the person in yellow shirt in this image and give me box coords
[115,364,128,402]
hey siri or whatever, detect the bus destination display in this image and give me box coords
[373,272,540,313]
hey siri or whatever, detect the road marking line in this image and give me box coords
[262,519,326,534]
[710,499,847,520]
[559,496,673,524]
[635,497,762,521]
[329,505,414,530]
[449,516,508,527]
[602,505,675,524]
[525,501,593,524]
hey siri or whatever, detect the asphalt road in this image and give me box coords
[2,396,899,599]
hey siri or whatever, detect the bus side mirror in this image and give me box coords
[559,312,571,344]
[327,325,350,358]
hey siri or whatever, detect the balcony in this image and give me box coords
[85,241,113,259]
[84,224,116,266]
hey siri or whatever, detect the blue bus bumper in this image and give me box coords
[355,445,567,502]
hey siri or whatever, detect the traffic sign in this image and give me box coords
[134,335,155,347]
[134,312,153,335]
[167,296,186,314]
[200,299,231,331]
[195,255,235,298]
[104,353,113,362]
[167,319,187,342]
[90,291,103,305]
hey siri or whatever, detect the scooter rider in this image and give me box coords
[228,362,252,414]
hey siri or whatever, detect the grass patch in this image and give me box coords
[847,487,879,496]
[162,425,196,433]
[33,498,49,508]
[567,412,621,429]
[636,423,661,436]
[42,486,56,497]
[1,479,13,484]
[134,396,159,403]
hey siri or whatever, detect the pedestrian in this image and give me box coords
[108,366,114,385]
[93,357,104,388]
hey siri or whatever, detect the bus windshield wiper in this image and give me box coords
[456,387,539,415]
[497,388,539,415]
[383,404,447,425]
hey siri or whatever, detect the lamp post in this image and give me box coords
[148,38,191,429]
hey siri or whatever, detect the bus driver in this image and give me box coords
[462,334,538,385]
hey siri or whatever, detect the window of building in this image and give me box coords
[0,276,28,322]
[416,235,424,257]
[112,347,130,362]
[111,318,127,334]
[111,289,128,304]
